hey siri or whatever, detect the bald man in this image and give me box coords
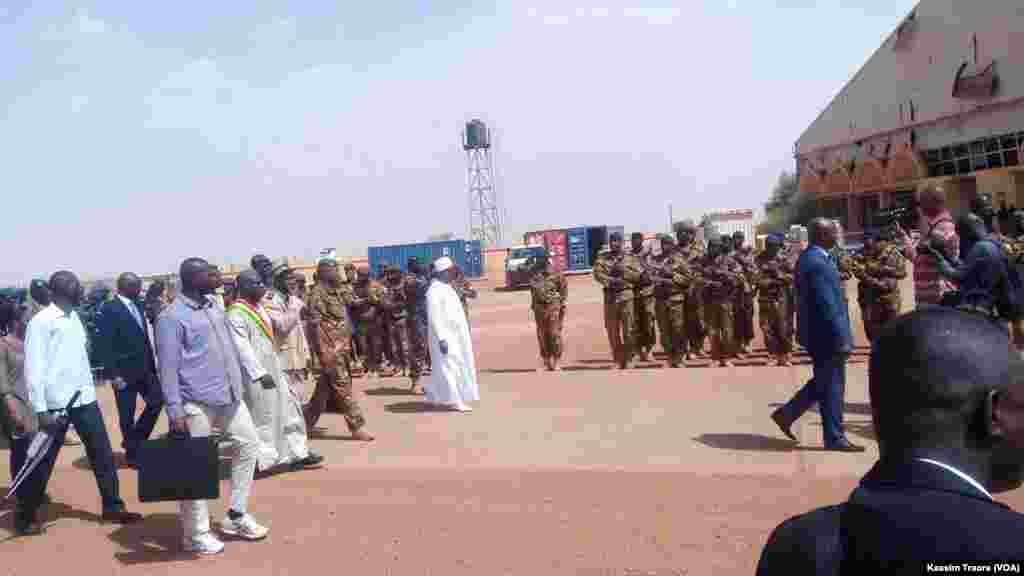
[757,308,1024,570]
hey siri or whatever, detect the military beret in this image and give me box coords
[631,232,644,240]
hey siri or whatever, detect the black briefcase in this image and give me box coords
[137,433,220,503]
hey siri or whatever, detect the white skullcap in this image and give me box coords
[434,257,454,273]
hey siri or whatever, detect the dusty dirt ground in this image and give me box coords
[2,275,1023,575]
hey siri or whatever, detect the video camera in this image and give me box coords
[874,205,914,228]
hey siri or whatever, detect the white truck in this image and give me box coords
[504,244,547,289]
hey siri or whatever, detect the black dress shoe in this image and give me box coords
[14,509,42,536]
[102,510,143,524]
[770,409,798,442]
[826,438,866,452]
[290,453,325,471]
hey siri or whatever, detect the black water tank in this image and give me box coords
[465,119,490,149]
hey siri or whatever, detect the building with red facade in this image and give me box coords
[795,1,1024,238]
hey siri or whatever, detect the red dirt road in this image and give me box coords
[2,276,1022,574]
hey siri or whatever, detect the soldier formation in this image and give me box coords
[516,221,915,370]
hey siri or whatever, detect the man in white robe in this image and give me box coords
[263,259,313,406]
[425,257,480,412]
[227,270,323,474]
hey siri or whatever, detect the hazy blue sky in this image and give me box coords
[0,1,916,283]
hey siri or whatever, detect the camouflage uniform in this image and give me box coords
[403,271,430,380]
[381,271,410,375]
[855,241,907,343]
[305,283,366,432]
[593,250,644,368]
[529,266,568,368]
[731,245,758,354]
[649,245,675,356]
[352,277,387,375]
[631,247,658,361]
[679,241,707,356]
[703,252,745,366]
[451,268,475,325]
[654,248,697,367]
[755,249,795,362]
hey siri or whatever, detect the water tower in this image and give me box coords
[463,119,503,248]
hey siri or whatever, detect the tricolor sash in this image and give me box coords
[229,300,273,341]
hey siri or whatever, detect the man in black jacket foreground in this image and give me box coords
[757,307,1024,573]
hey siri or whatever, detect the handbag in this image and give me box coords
[137,432,220,503]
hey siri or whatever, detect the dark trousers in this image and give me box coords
[114,374,163,460]
[19,401,125,518]
[10,435,29,484]
[778,352,846,446]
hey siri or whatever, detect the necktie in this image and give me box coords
[128,300,144,330]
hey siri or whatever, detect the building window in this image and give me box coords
[926,131,1022,177]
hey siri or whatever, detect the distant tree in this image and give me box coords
[428,232,456,241]
[763,171,816,232]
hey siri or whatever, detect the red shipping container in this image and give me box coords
[524,229,568,273]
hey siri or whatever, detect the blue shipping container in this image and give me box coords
[367,240,483,278]
[567,227,589,271]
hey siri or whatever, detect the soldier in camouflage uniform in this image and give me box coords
[629,232,657,362]
[343,263,363,374]
[593,232,644,369]
[352,266,389,378]
[730,230,758,355]
[404,257,431,389]
[529,251,568,371]
[451,266,477,326]
[676,224,707,358]
[702,236,745,367]
[649,235,676,357]
[855,228,908,343]
[755,234,795,366]
[653,234,697,367]
[380,266,410,378]
[304,257,373,440]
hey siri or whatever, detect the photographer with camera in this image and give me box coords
[897,183,959,308]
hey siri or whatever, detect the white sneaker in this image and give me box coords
[183,533,225,555]
[453,403,473,412]
[219,514,269,541]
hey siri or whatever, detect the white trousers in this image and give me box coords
[179,401,260,540]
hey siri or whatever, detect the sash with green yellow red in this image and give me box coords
[229,300,273,341]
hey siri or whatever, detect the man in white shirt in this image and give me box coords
[20,271,142,535]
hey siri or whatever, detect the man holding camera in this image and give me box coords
[898,183,959,307]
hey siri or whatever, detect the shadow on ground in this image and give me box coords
[767,402,873,416]
[385,401,447,414]
[481,368,540,374]
[365,386,418,396]
[109,512,195,565]
[694,433,798,452]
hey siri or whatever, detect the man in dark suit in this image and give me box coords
[757,308,1024,572]
[97,272,163,466]
[771,218,862,452]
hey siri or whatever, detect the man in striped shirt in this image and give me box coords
[899,184,959,307]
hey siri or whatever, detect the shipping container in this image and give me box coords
[523,229,568,272]
[711,219,755,247]
[367,240,483,278]
[566,227,589,271]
